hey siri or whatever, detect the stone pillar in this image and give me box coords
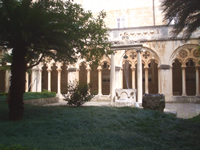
[159,65,173,101]
[110,53,115,105]
[76,69,80,82]
[115,66,121,89]
[120,68,123,89]
[68,68,77,83]
[144,68,149,94]
[136,49,143,104]
[56,63,63,97]
[47,69,52,92]
[181,66,187,96]
[37,67,42,92]
[47,63,52,92]
[31,67,36,92]
[31,64,43,92]
[5,70,11,93]
[97,66,102,95]
[87,68,91,84]
[196,66,200,96]
[25,72,29,92]
[131,67,135,89]
[158,68,161,94]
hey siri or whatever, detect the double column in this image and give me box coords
[180,65,199,96]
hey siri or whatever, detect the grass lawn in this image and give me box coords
[0,101,200,150]
[0,91,56,102]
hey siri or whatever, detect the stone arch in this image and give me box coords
[169,44,199,66]
[170,44,199,96]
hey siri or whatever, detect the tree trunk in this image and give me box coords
[9,44,27,121]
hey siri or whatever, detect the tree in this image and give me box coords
[162,0,200,39]
[0,0,110,121]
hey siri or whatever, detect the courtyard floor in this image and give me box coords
[46,101,200,119]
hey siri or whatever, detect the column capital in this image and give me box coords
[131,67,136,71]
[97,66,102,71]
[57,68,62,72]
[47,68,52,72]
[56,62,63,71]
[181,65,186,69]
[46,63,53,70]
[195,65,200,69]
[136,48,143,53]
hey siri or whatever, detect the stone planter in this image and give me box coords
[142,94,165,112]
[24,97,59,106]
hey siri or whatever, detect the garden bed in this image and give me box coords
[24,97,59,106]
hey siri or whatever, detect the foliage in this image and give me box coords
[0,102,200,149]
[0,0,110,120]
[0,0,111,65]
[162,0,200,39]
[64,81,94,106]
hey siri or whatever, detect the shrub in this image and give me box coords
[63,81,94,106]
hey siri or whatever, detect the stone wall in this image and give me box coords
[24,97,59,106]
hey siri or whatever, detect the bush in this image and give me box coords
[63,81,94,106]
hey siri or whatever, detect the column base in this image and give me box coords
[134,102,141,108]
[56,93,64,99]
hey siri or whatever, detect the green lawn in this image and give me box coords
[0,101,200,150]
[0,91,56,102]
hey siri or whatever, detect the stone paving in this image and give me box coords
[46,101,200,119]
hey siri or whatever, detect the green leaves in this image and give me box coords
[0,0,110,64]
[162,0,200,39]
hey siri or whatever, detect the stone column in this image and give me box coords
[181,66,187,96]
[37,67,42,92]
[25,72,29,92]
[47,69,52,92]
[144,68,149,94]
[76,69,80,82]
[56,63,63,97]
[196,66,200,96]
[115,66,121,89]
[47,63,52,92]
[97,66,102,95]
[136,49,143,104]
[87,68,91,84]
[31,67,36,92]
[158,67,161,94]
[131,67,135,89]
[110,53,115,105]
[5,70,11,93]
[120,68,123,89]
